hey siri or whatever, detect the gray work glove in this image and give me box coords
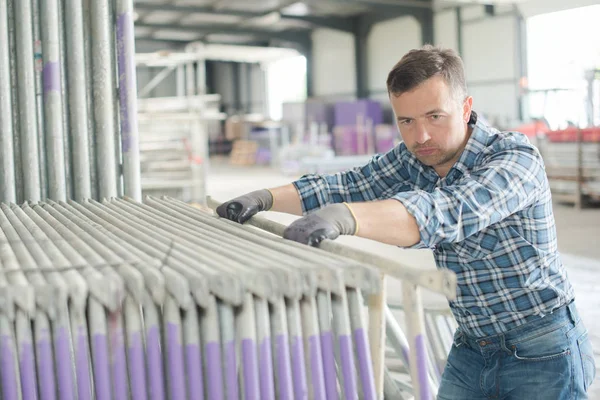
[283,203,358,247]
[216,189,273,224]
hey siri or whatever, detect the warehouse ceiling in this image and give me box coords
[133,0,436,47]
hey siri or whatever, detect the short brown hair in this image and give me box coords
[386,45,467,102]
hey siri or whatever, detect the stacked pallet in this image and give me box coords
[538,127,600,206]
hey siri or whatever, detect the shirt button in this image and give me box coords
[479,341,487,347]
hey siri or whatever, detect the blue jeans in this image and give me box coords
[438,302,596,399]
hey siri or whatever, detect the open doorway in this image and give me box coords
[526,4,600,129]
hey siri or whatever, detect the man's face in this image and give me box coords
[389,75,473,177]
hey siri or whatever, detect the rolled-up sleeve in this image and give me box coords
[293,145,410,214]
[392,142,546,248]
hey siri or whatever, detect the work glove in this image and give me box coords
[283,203,358,247]
[216,189,273,224]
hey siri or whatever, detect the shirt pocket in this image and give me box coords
[454,229,499,260]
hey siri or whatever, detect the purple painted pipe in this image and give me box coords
[116,12,135,153]
[275,335,294,400]
[23,340,40,400]
[166,323,187,400]
[415,334,432,400]
[186,343,204,400]
[259,338,275,400]
[128,332,148,400]
[42,62,60,94]
[146,326,166,400]
[92,334,112,400]
[76,328,92,400]
[37,330,56,400]
[110,318,129,400]
[320,332,339,400]
[339,335,358,399]
[206,342,225,400]
[354,328,376,400]
[241,339,260,400]
[1,335,19,400]
[308,335,326,400]
[223,340,237,400]
[291,335,308,400]
[55,327,75,400]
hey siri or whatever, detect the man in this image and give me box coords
[217,45,596,399]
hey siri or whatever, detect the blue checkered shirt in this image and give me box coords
[293,119,575,337]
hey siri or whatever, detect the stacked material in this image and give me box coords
[539,127,600,203]
[0,197,380,399]
[0,0,140,204]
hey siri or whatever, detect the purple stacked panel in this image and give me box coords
[205,342,225,400]
[76,328,92,400]
[308,335,326,400]
[334,100,383,127]
[338,335,358,399]
[55,327,75,400]
[23,340,40,400]
[185,343,204,400]
[110,319,129,400]
[290,335,308,400]
[306,101,332,126]
[166,324,187,400]
[275,335,293,400]
[319,332,338,400]
[415,334,432,400]
[223,340,238,400]
[1,336,19,400]
[353,329,376,400]
[92,335,111,400]
[128,332,148,400]
[146,326,166,400]
[241,339,260,400]
[259,338,275,400]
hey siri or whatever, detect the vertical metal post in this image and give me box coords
[41,0,67,200]
[116,0,141,201]
[347,289,376,400]
[217,301,236,400]
[401,281,432,400]
[0,0,16,203]
[90,0,118,199]
[367,277,386,400]
[64,0,92,200]
[316,291,338,400]
[270,298,294,400]
[14,0,41,202]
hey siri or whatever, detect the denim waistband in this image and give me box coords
[457,301,579,349]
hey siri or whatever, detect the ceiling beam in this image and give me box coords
[134,3,354,32]
[135,22,311,45]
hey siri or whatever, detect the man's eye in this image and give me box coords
[430,114,442,120]
[400,119,412,125]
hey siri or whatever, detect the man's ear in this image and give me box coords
[463,96,473,123]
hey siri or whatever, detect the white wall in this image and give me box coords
[434,8,459,53]
[311,28,356,98]
[367,16,422,98]
[460,7,522,126]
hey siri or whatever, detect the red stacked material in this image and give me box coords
[544,127,600,143]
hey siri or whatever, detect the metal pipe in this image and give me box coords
[41,0,67,200]
[115,0,141,201]
[14,0,41,202]
[64,0,91,200]
[89,0,117,199]
[0,0,16,203]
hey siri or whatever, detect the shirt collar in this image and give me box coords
[447,119,490,179]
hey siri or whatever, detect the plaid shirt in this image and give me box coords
[293,119,575,337]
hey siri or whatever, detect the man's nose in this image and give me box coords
[415,121,431,144]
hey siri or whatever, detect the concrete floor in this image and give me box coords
[206,157,600,397]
